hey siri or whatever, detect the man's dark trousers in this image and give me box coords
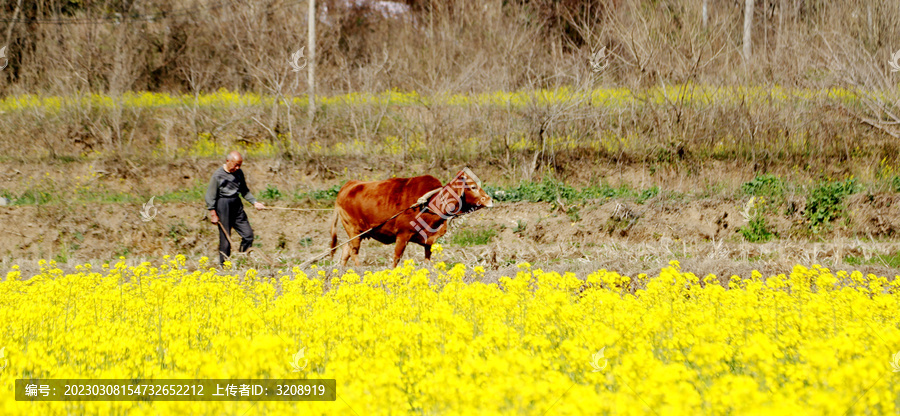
[216,196,254,265]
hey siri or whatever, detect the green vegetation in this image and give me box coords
[296,184,343,203]
[485,179,637,204]
[482,180,664,215]
[844,252,900,268]
[512,220,527,235]
[565,206,581,222]
[3,186,138,205]
[1,180,345,207]
[804,179,858,233]
[742,174,786,200]
[736,175,783,242]
[635,186,660,205]
[449,228,497,246]
[738,216,776,243]
[157,181,207,203]
[3,188,55,205]
[53,243,72,264]
[734,176,862,237]
[260,184,283,200]
[167,220,190,242]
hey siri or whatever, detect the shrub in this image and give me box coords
[804,179,858,233]
[741,174,785,199]
[739,215,776,243]
[260,184,282,200]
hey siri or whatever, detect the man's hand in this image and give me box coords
[209,210,219,224]
[254,202,265,210]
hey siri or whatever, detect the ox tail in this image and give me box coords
[329,206,341,259]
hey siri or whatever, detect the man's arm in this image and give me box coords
[205,172,220,223]
[238,171,264,210]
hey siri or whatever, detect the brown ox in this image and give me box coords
[329,168,493,267]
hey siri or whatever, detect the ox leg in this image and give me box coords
[340,244,351,266]
[349,238,362,267]
[424,244,432,263]
[392,234,411,268]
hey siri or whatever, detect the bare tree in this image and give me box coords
[744,0,755,60]
[3,0,23,48]
[308,0,316,121]
[702,0,709,28]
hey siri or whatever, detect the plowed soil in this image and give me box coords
[1,158,899,278]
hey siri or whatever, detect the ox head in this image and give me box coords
[426,167,493,217]
[411,168,493,242]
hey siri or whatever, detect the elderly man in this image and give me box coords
[205,151,265,265]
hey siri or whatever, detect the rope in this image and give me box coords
[261,206,332,211]
[215,185,446,269]
[297,187,443,268]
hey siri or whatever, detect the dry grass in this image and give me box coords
[3,1,900,92]
[0,86,898,186]
[2,1,900,181]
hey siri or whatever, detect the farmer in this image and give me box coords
[205,151,265,265]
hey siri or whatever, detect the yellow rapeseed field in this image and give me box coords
[0,86,868,114]
[1,255,899,415]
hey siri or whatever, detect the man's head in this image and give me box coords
[225,151,243,173]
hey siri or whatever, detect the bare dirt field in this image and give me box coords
[2,158,899,280]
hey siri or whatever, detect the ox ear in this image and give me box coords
[461,167,482,188]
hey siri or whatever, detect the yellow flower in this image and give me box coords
[0,258,895,415]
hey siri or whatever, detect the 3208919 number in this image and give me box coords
[276,384,325,396]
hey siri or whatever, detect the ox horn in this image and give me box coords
[461,167,482,188]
